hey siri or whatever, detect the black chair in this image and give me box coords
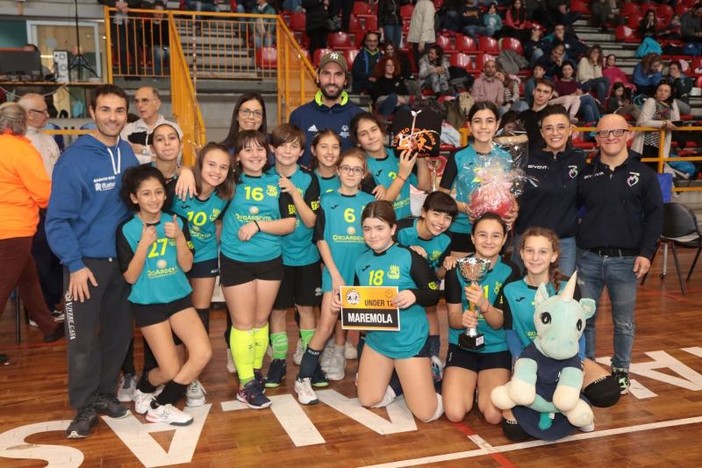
[642,202,702,295]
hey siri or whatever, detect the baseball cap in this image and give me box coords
[318,51,348,73]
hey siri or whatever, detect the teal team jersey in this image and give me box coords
[439,144,512,234]
[396,218,451,271]
[268,165,321,266]
[315,170,340,195]
[314,190,376,292]
[220,173,295,262]
[117,213,194,305]
[170,191,228,263]
[365,147,418,219]
[444,256,520,353]
[355,243,440,359]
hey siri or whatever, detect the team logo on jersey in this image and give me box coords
[156,259,167,269]
[627,172,640,187]
[388,265,400,280]
[249,206,259,214]
[340,125,350,139]
[494,281,503,295]
[515,296,526,302]
[428,281,439,290]
[266,185,279,197]
[308,124,318,132]
[568,165,579,179]
[346,226,356,235]
[361,264,371,271]
[345,289,361,305]
[211,208,221,221]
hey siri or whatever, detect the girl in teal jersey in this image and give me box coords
[311,129,342,195]
[350,201,443,422]
[350,112,432,219]
[117,165,212,427]
[294,148,376,405]
[438,102,518,258]
[442,213,520,424]
[220,130,296,409]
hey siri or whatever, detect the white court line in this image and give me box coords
[362,416,702,468]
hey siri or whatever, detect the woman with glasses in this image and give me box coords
[631,80,680,161]
[221,93,267,155]
[512,105,586,276]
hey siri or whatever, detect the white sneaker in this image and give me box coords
[320,340,334,373]
[133,389,155,415]
[226,349,237,374]
[146,403,193,426]
[344,340,358,360]
[579,422,595,433]
[325,347,346,381]
[430,356,445,383]
[294,377,319,405]
[186,380,207,407]
[293,339,304,366]
[117,373,137,402]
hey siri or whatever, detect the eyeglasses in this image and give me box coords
[239,108,264,118]
[29,109,49,116]
[595,129,629,138]
[339,165,364,175]
[135,98,156,105]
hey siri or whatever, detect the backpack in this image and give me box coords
[635,37,663,58]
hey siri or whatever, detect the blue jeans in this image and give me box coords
[185,0,218,11]
[581,77,610,103]
[576,248,637,371]
[578,94,601,123]
[463,25,493,38]
[511,235,576,277]
[384,24,403,48]
[151,46,169,75]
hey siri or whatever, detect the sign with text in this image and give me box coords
[340,286,400,331]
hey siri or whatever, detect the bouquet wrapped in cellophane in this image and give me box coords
[455,130,530,222]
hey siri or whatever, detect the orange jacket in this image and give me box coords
[0,132,51,239]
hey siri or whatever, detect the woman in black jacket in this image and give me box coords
[370,56,411,116]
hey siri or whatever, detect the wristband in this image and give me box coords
[254,220,261,232]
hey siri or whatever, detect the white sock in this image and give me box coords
[422,393,444,422]
[372,385,397,408]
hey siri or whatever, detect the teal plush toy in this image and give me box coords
[491,272,597,440]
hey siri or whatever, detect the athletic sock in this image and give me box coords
[298,346,322,379]
[300,328,315,349]
[155,380,188,407]
[230,327,255,385]
[195,307,210,334]
[270,331,288,360]
[138,371,158,394]
[253,324,269,369]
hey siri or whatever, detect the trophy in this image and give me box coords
[456,257,491,350]
[426,157,441,192]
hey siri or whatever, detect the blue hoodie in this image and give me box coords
[46,134,139,273]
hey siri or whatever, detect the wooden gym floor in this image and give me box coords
[1,250,702,467]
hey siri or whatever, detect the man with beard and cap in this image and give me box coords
[289,51,363,167]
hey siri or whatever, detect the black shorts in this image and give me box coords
[220,254,284,287]
[273,262,322,309]
[412,335,432,358]
[448,230,475,254]
[188,258,220,279]
[131,295,193,328]
[445,344,511,372]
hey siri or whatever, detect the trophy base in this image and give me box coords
[459,333,485,351]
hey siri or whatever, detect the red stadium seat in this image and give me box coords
[327,32,354,50]
[400,4,414,18]
[344,49,360,67]
[363,15,378,31]
[628,12,644,29]
[455,34,477,53]
[478,36,500,55]
[435,34,454,53]
[352,1,372,15]
[500,37,523,55]
[621,2,639,16]
[289,12,306,32]
[696,75,702,88]
[449,52,474,69]
[256,47,277,69]
[615,25,636,43]
[348,15,362,33]
[313,48,333,67]
[657,4,675,20]
[570,0,590,14]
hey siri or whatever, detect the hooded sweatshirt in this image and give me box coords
[46,134,139,273]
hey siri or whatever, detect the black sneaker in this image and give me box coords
[0,353,8,365]
[66,405,97,439]
[613,370,630,395]
[265,359,287,388]
[254,368,266,393]
[237,379,272,409]
[93,393,129,419]
[311,365,329,388]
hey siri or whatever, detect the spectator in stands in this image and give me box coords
[519,77,556,152]
[591,0,623,32]
[185,0,219,12]
[461,0,489,38]
[418,45,450,95]
[0,103,65,366]
[378,0,404,48]
[667,60,693,115]
[632,53,663,97]
[221,93,268,156]
[577,45,610,104]
[121,86,183,164]
[289,51,363,166]
[330,0,353,32]
[438,0,463,32]
[303,0,331,56]
[632,80,680,160]
[253,0,276,48]
[546,23,588,60]
[407,0,436,66]
[98,0,143,76]
[524,62,546,107]
[606,82,640,120]
[503,0,531,42]
[524,24,547,66]
[495,66,528,115]
[383,42,413,81]
[603,53,636,94]
[659,14,682,41]
[680,3,702,55]
[148,1,170,75]
[545,1,580,30]
[18,93,63,320]
[483,2,503,38]
[352,32,381,94]
[639,9,658,39]
[370,56,411,116]
[554,60,601,123]
[472,60,505,106]
[536,43,566,79]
